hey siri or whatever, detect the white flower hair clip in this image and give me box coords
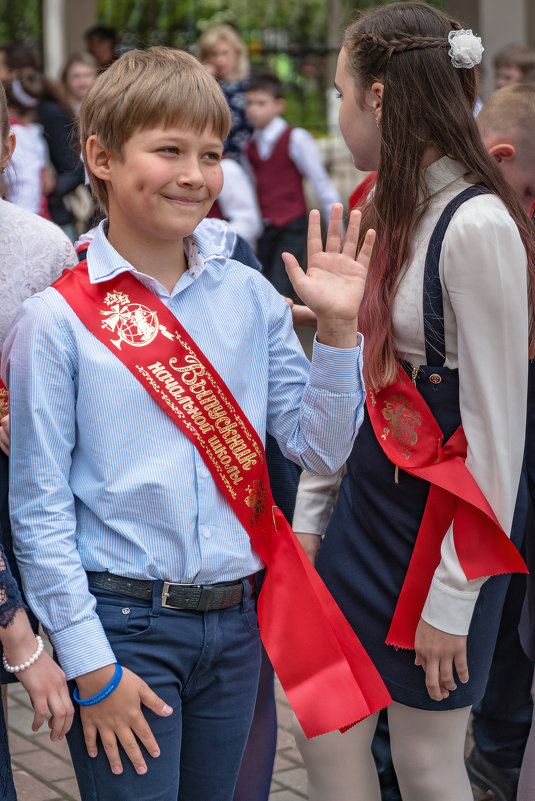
[448,29,484,69]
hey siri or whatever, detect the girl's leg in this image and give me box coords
[293,711,381,801]
[517,702,535,801]
[388,702,472,801]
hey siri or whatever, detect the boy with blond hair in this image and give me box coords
[2,47,378,801]
[477,82,535,213]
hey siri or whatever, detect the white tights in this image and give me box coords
[293,702,473,801]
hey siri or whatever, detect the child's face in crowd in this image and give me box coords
[66,63,97,102]
[206,42,239,81]
[335,47,381,172]
[89,123,224,244]
[495,65,523,90]
[87,36,114,68]
[245,90,284,130]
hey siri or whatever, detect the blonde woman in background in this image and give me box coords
[197,25,252,159]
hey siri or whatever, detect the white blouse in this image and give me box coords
[292,156,529,635]
[0,198,77,351]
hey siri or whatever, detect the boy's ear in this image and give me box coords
[86,134,114,181]
[487,142,516,163]
[276,98,285,114]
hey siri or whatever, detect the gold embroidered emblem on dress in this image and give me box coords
[381,395,422,460]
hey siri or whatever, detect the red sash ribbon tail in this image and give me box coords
[366,369,527,650]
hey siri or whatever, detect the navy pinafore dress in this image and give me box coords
[316,186,528,710]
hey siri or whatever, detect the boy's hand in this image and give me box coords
[76,665,173,775]
[414,618,469,701]
[282,204,375,349]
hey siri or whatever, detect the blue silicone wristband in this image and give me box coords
[73,663,123,706]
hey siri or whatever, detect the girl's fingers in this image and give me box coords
[356,228,376,270]
[282,251,303,293]
[306,209,323,259]
[325,203,344,253]
[454,651,469,684]
[341,208,362,258]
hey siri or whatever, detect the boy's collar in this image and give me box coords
[85,218,234,285]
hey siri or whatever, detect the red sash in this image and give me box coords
[366,366,527,649]
[53,260,391,737]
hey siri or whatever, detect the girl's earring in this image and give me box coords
[375,116,380,128]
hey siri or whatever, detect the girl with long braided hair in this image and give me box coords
[291,3,535,799]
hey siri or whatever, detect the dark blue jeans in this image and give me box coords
[66,580,262,801]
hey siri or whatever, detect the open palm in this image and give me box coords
[282,204,375,329]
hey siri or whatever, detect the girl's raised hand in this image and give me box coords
[282,204,375,349]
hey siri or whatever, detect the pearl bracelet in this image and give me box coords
[2,634,44,673]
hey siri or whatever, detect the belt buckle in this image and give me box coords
[161,581,175,609]
[161,581,201,609]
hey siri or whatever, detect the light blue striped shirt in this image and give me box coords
[3,219,365,679]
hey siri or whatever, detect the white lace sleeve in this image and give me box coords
[0,199,76,349]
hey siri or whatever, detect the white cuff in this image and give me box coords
[292,491,333,535]
[421,576,485,635]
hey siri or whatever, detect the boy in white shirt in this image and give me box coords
[243,73,341,296]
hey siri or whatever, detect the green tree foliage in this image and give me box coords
[96,0,444,132]
[98,0,443,52]
[0,0,41,51]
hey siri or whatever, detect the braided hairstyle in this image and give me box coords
[345,1,535,390]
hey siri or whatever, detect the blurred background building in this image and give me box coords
[1,0,532,131]
[2,0,534,207]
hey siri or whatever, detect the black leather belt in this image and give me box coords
[87,571,254,612]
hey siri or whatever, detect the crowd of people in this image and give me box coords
[0,3,534,801]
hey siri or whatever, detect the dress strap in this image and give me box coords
[423,185,491,366]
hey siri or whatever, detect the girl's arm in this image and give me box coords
[292,467,346,564]
[417,197,529,699]
[0,608,73,740]
[0,546,73,740]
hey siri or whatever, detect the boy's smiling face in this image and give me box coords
[89,124,224,246]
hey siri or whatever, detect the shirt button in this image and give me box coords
[199,467,209,479]
[202,527,211,539]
